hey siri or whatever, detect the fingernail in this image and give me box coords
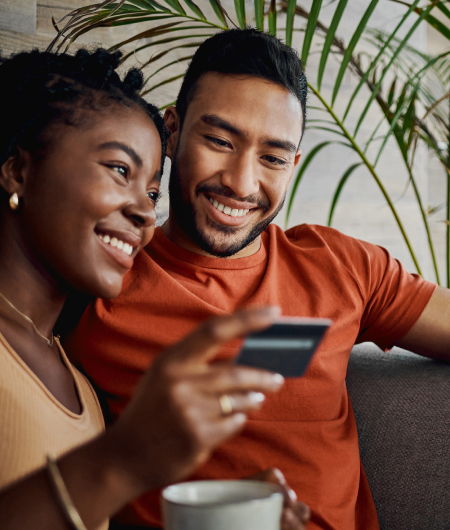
[257,306,281,318]
[266,306,281,317]
[288,488,297,502]
[272,373,284,386]
[248,392,265,403]
[234,413,246,424]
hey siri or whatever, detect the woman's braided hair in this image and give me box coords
[0,47,167,171]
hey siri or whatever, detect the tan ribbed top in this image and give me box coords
[0,333,108,529]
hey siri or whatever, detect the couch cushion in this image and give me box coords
[347,344,450,530]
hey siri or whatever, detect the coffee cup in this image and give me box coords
[162,479,284,530]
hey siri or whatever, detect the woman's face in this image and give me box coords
[18,103,162,299]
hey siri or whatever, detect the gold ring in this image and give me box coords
[219,394,234,416]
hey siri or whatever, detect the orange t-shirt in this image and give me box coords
[67,224,436,530]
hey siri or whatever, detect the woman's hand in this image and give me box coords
[246,469,310,530]
[0,307,285,530]
[107,306,285,496]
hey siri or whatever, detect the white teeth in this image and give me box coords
[209,198,251,218]
[98,233,134,256]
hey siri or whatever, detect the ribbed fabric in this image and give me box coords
[0,333,107,529]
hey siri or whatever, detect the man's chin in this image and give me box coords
[196,231,251,258]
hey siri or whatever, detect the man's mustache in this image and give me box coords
[195,183,270,211]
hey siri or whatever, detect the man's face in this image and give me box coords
[165,73,303,258]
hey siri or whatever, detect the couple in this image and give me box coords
[0,27,448,530]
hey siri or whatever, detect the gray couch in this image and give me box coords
[347,343,450,529]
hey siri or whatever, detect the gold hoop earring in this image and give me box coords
[9,193,19,211]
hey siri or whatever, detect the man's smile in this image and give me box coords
[208,198,250,217]
[203,193,256,227]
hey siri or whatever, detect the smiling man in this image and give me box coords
[67,28,450,530]
[164,72,302,259]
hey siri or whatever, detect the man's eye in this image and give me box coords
[147,191,160,203]
[264,155,286,166]
[206,136,230,148]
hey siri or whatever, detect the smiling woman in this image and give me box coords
[0,48,288,530]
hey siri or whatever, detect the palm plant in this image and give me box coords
[48,0,450,283]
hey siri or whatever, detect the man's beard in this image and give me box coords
[168,150,285,258]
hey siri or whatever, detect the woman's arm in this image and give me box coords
[0,307,283,530]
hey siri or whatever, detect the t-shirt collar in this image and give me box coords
[149,227,268,270]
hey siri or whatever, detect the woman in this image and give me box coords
[0,47,310,529]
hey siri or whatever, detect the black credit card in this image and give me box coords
[235,317,331,378]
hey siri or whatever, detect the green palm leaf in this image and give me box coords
[328,164,363,226]
[317,0,347,91]
[285,141,335,226]
[331,0,378,106]
[234,0,246,28]
[301,0,323,65]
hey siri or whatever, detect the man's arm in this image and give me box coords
[395,285,450,361]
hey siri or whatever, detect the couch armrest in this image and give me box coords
[347,343,450,530]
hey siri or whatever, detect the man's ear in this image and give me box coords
[0,148,32,199]
[287,149,302,186]
[164,105,180,160]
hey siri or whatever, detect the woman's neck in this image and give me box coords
[0,218,67,339]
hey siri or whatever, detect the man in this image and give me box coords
[67,28,450,529]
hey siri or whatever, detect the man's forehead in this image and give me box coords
[187,72,303,144]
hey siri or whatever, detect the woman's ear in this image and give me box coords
[0,148,32,198]
[163,106,180,160]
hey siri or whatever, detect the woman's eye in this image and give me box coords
[112,165,128,178]
[147,191,160,203]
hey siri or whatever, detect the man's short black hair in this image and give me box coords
[175,28,307,141]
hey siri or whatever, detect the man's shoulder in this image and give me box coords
[266,222,384,282]
[269,222,371,254]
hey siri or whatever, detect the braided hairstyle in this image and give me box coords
[0,47,167,175]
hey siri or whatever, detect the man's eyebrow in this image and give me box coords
[98,141,143,168]
[200,114,245,137]
[263,138,298,154]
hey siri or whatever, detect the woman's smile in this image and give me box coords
[95,227,143,269]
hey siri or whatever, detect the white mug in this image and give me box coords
[162,479,284,530]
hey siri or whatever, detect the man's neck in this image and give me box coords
[160,213,261,259]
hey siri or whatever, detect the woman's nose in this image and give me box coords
[122,192,156,228]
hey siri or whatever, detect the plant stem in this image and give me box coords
[309,82,423,275]
[404,162,440,284]
[447,91,450,287]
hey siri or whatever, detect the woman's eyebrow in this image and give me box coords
[97,141,143,167]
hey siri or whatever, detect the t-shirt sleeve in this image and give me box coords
[355,240,436,350]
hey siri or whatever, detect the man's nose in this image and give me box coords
[220,151,260,199]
